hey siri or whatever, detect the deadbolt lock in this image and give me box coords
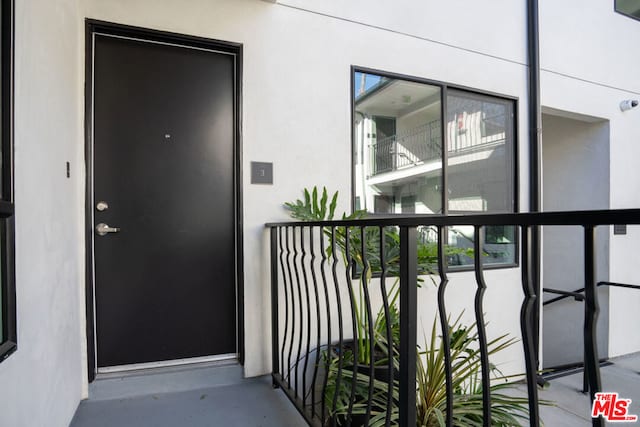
[96,201,109,212]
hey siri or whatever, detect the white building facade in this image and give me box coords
[0,0,639,425]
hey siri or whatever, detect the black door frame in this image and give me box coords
[84,20,244,382]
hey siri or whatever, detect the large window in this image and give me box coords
[352,69,516,267]
[0,0,15,363]
[615,0,640,20]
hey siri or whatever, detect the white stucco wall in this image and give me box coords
[540,0,640,95]
[541,113,610,368]
[80,0,530,378]
[0,0,86,426]
[276,0,528,66]
[540,0,640,358]
[2,1,638,425]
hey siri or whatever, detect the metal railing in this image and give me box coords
[544,281,640,306]
[447,113,507,155]
[370,121,441,176]
[543,281,640,394]
[267,209,640,427]
[369,114,507,177]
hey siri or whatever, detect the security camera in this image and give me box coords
[620,99,639,111]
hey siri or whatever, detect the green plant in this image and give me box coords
[322,349,399,426]
[284,187,387,364]
[286,188,534,426]
[283,186,366,222]
[416,314,539,427]
[323,313,544,427]
[284,188,546,426]
[284,187,471,368]
[284,187,435,365]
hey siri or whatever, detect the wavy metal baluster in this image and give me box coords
[344,227,360,425]
[300,227,313,410]
[473,225,491,424]
[520,225,540,426]
[277,228,289,387]
[330,227,345,427]
[285,227,295,389]
[292,227,305,398]
[379,226,393,427]
[360,227,375,426]
[319,226,332,426]
[437,226,453,427]
[308,227,322,419]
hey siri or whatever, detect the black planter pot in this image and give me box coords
[321,340,398,427]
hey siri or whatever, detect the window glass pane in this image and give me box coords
[446,90,516,265]
[446,90,514,213]
[446,225,517,267]
[446,90,516,267]
[616,0,640,19]
[353,72,517,268]
[354,72,443,215]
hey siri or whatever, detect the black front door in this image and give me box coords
[92,33,237,368]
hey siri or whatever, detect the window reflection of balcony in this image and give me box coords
[369,115,506,178]
[370,120,441,176]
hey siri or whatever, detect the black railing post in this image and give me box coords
[583,225,603,427]
[399,226,417,427]
[271,227,280,388]
[520,225,540,426]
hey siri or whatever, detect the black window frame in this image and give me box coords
[350,66,519,271]
[615,0,640,21]
[0,0,15,364]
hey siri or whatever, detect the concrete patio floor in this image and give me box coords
[70,362,306,427]
[71,353,640,426]
[529,352,640,426]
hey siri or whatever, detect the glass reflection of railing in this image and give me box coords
[370,120,441,176]
[370,114,506,177]
[448,113,506,154]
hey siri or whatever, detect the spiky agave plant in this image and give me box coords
[416,313,536,427]
[323,313,540,427]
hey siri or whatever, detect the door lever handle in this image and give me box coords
[96,223,121,236]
